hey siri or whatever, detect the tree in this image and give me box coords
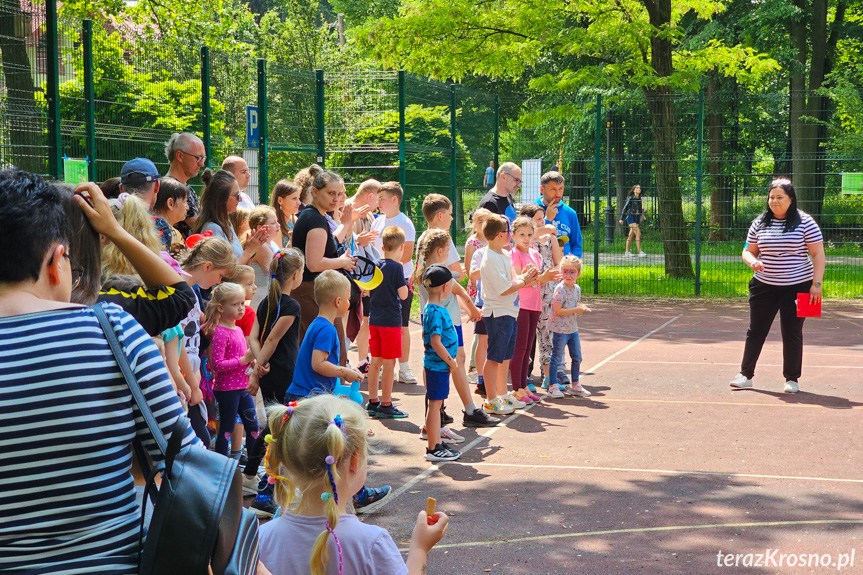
[788,0,848,218]
[357,0,777,277]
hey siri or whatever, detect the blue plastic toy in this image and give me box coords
[333,380,363,405]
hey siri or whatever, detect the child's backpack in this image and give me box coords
[95,304,260,575]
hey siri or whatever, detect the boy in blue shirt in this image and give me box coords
[367,226,410,419]
[285,270,363,401]
[421,264,462,462]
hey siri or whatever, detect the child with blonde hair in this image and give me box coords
[245,205,281,310]
[203,282,259,459]
[547,256,592,399]
[509,216,560,403]
[259,395,449,575]
[102,194,162,277]
[465,208,493,386]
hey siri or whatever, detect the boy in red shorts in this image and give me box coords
[366,226,410,418]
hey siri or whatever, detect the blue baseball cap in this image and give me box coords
[120,158,160,184]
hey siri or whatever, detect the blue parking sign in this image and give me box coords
[247,106,259,149]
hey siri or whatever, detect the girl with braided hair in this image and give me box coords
[259,395,449,575]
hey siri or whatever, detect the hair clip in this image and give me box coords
[325,455,336,465]
[264,434,274,444]
[329,414,346,435]
[321,493,332,501]
[273,251,283,260]
[115,192,130,209]
[270,274,277,279]
[280,401,298,424]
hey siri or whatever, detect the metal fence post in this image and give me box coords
[82,20,96,181]
[493,94,500,171]
[201,46,211,169]
[257,59,268,202]
[695,91,705,296]
[398,70,406,190]
[450,82,458,238]
[45,0,62,179]
[593,94,602,295]
[315,69,325,167]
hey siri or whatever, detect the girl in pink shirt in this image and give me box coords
[204,282,260,458]
[509,217,559,403]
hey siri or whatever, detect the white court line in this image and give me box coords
[363,315,682,516]
[610,360,863,369]
[453,462,863,484]
[583,314,682,373]
[398,519,863,551]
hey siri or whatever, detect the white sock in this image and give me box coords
[399,361,409,371]
[464,402,476,415]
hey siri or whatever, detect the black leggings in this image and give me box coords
[188,403,210,446]
[740,278,811,382]
[243,380,287,477]
[213,390,259,456]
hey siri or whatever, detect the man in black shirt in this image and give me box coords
[477,161,521,222]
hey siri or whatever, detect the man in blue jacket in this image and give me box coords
[535,171,582,257]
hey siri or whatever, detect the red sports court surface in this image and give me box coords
[359,299,863,574]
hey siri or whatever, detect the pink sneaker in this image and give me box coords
[526,392,542,402]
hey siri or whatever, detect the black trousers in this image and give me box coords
[740,278,811,382]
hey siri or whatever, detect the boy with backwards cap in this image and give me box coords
[421,264,462,462]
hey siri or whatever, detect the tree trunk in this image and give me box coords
[707,74,732,241]
[789,0,845,220]
[641,0,693,278]
[0,12,45,174]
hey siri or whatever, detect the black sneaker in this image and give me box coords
[463,408,499,427]
[425,443,461,462]
[440,407,454,425]
[353,484,391,513]
[251,492,278,519]
[475,383,486,397]
[366,400,380,417]
[375,403,408,418]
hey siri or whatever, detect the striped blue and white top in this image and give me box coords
[746,210,823,286]
[0,302,197,574]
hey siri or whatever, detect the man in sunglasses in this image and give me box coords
[478,161,520,223]
[164,132,205,236]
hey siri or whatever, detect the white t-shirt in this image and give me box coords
[372,212,416,279]
[259,512,407,575]
[481,247,518,318]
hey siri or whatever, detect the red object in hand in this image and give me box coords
[797,293,821,318]
[427,514,439,526]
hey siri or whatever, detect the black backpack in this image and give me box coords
[95,304,260,575]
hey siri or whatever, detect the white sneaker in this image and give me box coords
[483,397,514,415]
[624,252,634,257]
[784,380,799,393]
[439,426,465,444]
[548,384,565,398]
[730,373,753,389]
[566,384,592,397]
[502,393,527,409]
[398,368,418,384]
[242,473,260,496]
[638,252,647,258]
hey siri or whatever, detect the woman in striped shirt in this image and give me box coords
[730,179,825,394]
[0,172,197,573]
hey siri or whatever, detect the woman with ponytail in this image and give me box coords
[193,168,267,265]
[258,395,449,575]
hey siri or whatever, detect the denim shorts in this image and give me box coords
[485,314,518,363]
[424,368,450,400]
